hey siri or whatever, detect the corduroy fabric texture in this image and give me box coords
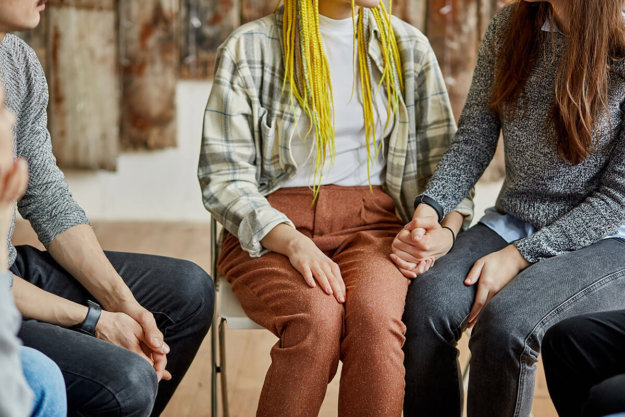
[217,185,410,417]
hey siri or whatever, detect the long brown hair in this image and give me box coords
[490,0,625,164]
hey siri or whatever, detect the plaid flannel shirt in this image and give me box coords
[198,8,474,257]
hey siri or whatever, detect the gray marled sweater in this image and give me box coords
[424,6,625,263]
[0,34,89,270]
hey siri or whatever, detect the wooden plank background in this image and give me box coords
[18,0,509,174]
[118,0,179,150]
[47,0,119,170]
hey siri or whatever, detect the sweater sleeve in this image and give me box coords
[514,129,625,263]
[16,48,89,247]
[413,40,474,223]
[197,45,294,258]
[422,9,507,215]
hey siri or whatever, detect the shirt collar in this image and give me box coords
[542,12,625,34]
[541,16,562,34]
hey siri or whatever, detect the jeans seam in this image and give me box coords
[512,267,625,417]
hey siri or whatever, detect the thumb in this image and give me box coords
[137,310,169,354]
[405,216,439,231]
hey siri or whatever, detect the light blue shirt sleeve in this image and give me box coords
[479,207,625,244]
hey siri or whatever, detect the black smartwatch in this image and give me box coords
[413,194,444,223]
[74,300,102,336]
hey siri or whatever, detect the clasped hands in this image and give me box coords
[390,204,530,327]
[95,300,172,382]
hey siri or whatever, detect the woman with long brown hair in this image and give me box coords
[390,0,625,416]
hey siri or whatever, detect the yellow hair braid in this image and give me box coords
[276,0,403,196]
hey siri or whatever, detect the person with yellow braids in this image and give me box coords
[198,0,473,415]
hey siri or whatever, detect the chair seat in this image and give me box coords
[218,278,263,330]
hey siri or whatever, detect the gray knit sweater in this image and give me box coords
[424,6,625,263]
[0,34,89,270]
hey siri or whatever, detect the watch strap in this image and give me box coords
[413,194,444,223]
[75,300,102,336]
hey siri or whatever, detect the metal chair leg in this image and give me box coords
[211,314,219,417]
[219,318,230,417]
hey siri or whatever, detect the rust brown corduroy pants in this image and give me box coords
[217,185,410,417]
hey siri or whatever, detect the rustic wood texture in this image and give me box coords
[426,0,480,120]
[392,0,426,32]
[179,0,240,79]
[118,0,179,150]
[241,0,277,24]
[47,1,119,170]
[12,220,558,417]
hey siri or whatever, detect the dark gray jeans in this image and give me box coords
[403,224,625,417]
[11,245,214,417]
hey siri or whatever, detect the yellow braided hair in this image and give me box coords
[276,0,404,196]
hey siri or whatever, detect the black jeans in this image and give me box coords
[543,310,625,417]
[11,245,214,417]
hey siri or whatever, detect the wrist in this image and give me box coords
[505,244,530,270]
[100,285,136,312]
[413,195,444,222]
[72,300,102,336]
[413,203,438,220]
[284,230,307,258]
[441,226,456,249]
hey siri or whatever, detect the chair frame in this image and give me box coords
[210,217,263,417]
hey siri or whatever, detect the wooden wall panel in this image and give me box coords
[426,0,480,120]
[47,0,119,170]
[392,0,426,32]
[241,0,276,24]
[118,0,178,150]
[179,0,240,79]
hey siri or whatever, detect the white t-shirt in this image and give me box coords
[282,13,393,188]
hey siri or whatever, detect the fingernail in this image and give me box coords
[162,343,170,354]
[152,337,162,347]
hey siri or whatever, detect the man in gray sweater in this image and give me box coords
[0,2,214,416]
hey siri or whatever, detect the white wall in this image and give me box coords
[63,80,213,222]
[61,79,502,222]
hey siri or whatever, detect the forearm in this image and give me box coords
[47,224,135,310]
[260,223,301,257]
[12,275,87,326]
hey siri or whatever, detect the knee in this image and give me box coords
[348,300,405,348]
[403,279,464,348]
[170,260,214,323]
[20,348,67,417]
[283,297,343,357]
[470,302,536,362]
[117,355,159,417]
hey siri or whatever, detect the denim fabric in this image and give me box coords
[403,224,625,417]
[11,246,214,417]
[543,310,625,417]
[20,347,67,417]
